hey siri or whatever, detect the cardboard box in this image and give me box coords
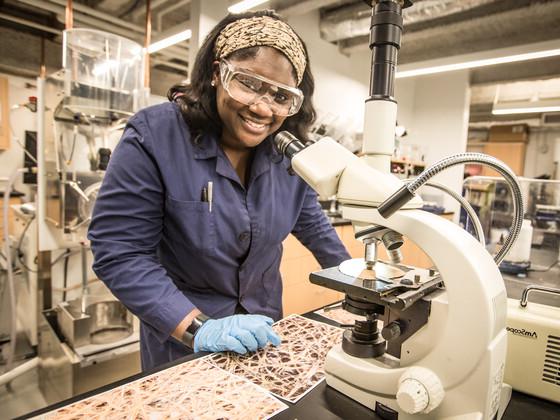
[488,124,529,143]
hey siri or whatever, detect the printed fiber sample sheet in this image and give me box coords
[39,357,288,420]
[315,306,366,325]
[209,314,344,403]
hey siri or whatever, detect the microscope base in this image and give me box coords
[325,342,511,419]
[326,372,511,420]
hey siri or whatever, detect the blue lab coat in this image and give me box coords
[88,102,350,370]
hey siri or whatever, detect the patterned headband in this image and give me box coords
[214,15,307,85]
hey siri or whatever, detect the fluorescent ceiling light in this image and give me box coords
[148,29,192,54]
[492,98,560,115]
[396,47,560,79]
[228,0,269,13]
[493,106,560,115]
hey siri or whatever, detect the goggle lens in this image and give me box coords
[220,60,304,117]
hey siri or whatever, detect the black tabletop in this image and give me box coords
[275,382,560,420]
[21,311,560,420]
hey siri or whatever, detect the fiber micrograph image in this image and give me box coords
[209,314,343,402]
[40,357,287,420]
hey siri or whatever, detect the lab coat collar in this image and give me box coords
[251,138,270,180]
[192,132,220,160]
[194,132,281,186]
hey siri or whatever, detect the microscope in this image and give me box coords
[274,1,519,418]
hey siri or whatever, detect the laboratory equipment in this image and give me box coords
[56,299,133,348]
[39,299,140,405]
[504,285,560,403]
[273,1,520,418]
[463,176,560,274]
[39,28,145,246]
[33,28,145,403]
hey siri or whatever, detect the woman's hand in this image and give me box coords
[193,314,281,354]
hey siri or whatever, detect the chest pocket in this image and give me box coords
[164,196,216,257]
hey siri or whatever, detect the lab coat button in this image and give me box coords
[238,231,250,241]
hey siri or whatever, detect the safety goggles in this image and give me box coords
[219,59,304,117]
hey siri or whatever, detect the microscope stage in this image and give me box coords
[339,258,406,280]
[310,259,442,310]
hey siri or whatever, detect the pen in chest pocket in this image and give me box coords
[201,181,213,212]
[207,181,213,212]
[201,187,207,202]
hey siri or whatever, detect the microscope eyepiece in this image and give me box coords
[273,131,306,159]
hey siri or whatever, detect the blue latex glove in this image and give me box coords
[193,314,282,354]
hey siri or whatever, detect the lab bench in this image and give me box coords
[22,308,559,420]
[23,228,560,419]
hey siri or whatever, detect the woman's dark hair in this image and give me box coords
[167,10,316,143]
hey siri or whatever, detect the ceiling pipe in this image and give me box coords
[17,0,188,59]
[50,0,146,33]
[0,63,42,79]
[320,0,499,42]
[0,12,59,35]
[131,0,170,20]
[156,0,190,32]
[145,0,151,89]
[1,11,188,74]
[0,13,54,77]
[40,37,46,78]
[20,0,141,34]
[23,0,190,61]
[65,0,72,29]
[336,1,560,57]
[6,0,187,76]
[277,0,343,17]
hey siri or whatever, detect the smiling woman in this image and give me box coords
[169,11,316,147]
[214,47,298,156]
[167,11,317,186]
[87,9,351,372]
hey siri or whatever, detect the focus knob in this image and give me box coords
[381,321,402,341]
[396,367,444,414]
[396,378,429,414]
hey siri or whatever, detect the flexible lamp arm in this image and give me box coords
[378,152,525,264]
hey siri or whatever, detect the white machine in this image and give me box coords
[504,286,560,403]
[274,1,523,418]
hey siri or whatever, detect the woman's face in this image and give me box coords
[213,47,297,151]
